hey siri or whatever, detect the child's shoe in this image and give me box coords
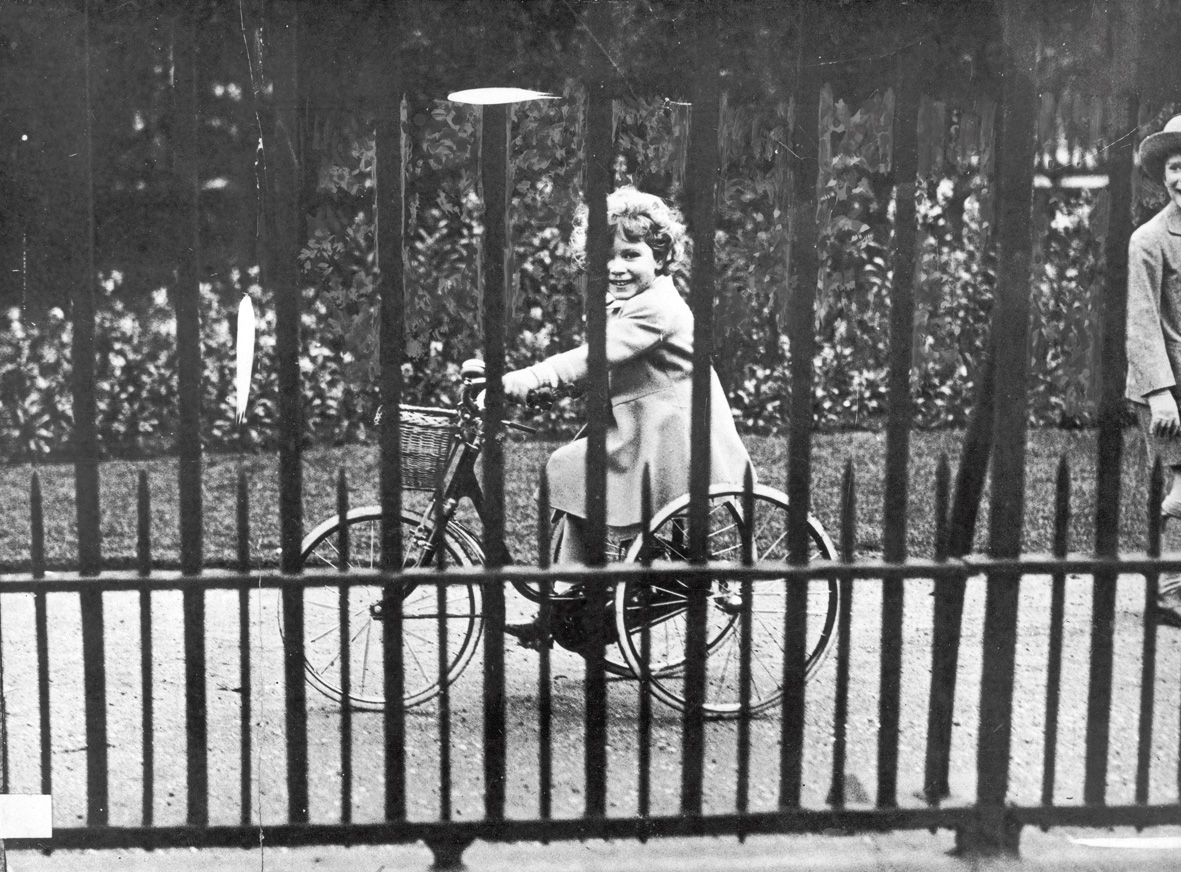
[503,619,551,650]
[1155,577,1181,628]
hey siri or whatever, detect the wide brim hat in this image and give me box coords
[1140,114,1181,181]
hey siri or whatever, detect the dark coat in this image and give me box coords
[543,276,753,526]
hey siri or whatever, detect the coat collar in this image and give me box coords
[606,275,675,312]
[1167,201,1181,236]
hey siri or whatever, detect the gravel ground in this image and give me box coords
[0,569,1177,831]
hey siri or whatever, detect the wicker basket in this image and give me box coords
[376,404,459,491]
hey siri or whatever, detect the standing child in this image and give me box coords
[500,187,753,645]
[1127,114,1181,626]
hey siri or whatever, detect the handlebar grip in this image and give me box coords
[525,384,580,408]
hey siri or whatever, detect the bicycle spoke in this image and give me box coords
[707,518,741,540]
[307,547,339,568]
[712,634,738,689]
[316,619,371,674]
[756,526,788,558]
[750,611,787,657]
[754,648,781,687]
[711,541,742,558]
[359,620,375,697]
[309,622,345,647]
[403,632,433,685]
[304,597,364,612]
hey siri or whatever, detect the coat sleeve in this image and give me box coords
[1126,229,1176,401]
[544,293,676,386]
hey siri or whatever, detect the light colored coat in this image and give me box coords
[1127,201,1181,404]
[543,275,753,526]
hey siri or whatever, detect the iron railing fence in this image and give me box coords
[2,457,1180,867]
[1,0,1166,866]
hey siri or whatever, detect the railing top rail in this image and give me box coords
[2,552,1179,591]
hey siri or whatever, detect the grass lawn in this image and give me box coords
[0,428,1157,572]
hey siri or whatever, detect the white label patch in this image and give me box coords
[0,795,52,839]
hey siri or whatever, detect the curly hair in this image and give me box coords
[570,187,689,277]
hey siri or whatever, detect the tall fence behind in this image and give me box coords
[0,1,1178,867]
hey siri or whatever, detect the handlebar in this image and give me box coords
[372,358,577,432]
[460,357,581,412]
[524,383,582,409]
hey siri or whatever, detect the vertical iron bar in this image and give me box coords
[257,0,310,824]
[934,455,950,564]
[780,571,808,809]
[265,5,305,574]
[336,470,351,569]
[638,467,654,823]
[582,2,612,817]
[174,4,203,576]
[71,0,100,576]
[479,99,511,823]
[1041,457,1070,807]
[680,0,721,816]
[877,25,922,811]
[973,3,1039,851]
[236,470,252,826]
[434,491,451,823]
[828,459,856,807]
[35,580,50,799]
[138,471,154,825]
[881,20,921,564]
[137,471,152,576]
[379,499,405,823]
[182,586,207,826]
[923,454,952,803]
[237,471,251,575]
[1086,87,1138,808]
[30,474,45,579]
[177,11,206,823]
[71,3,106,823]
[1136,457,1163,804]
[928,351,995,802]
[876,579,903,809]
[537,472,553,821]
[781,2,822,811]
[32,472,48,799]
[736,465,755,820]
[338,470,353,824]
[784,3,821,565]
[80,590,107,826]
[374,11,407,821]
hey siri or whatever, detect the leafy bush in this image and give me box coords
[0,274,376,461]
[1,88,1118,462]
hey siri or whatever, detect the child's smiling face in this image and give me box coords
[607,228,661,300]
[1166,152,1181,211]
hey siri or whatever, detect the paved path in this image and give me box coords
[8,826,1181,871]
[1,571,1178,865]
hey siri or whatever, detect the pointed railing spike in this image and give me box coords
[137,470,151,576]
[934,455,950,562]
[30,472,45,579]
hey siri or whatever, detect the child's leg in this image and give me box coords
[555,517,644,564]
[1162,466,1181,522]
[1158,467,1181,614]
[555,514,589,565]
[505,514,589,648]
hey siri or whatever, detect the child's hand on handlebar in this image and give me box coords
[502,369,540,402]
